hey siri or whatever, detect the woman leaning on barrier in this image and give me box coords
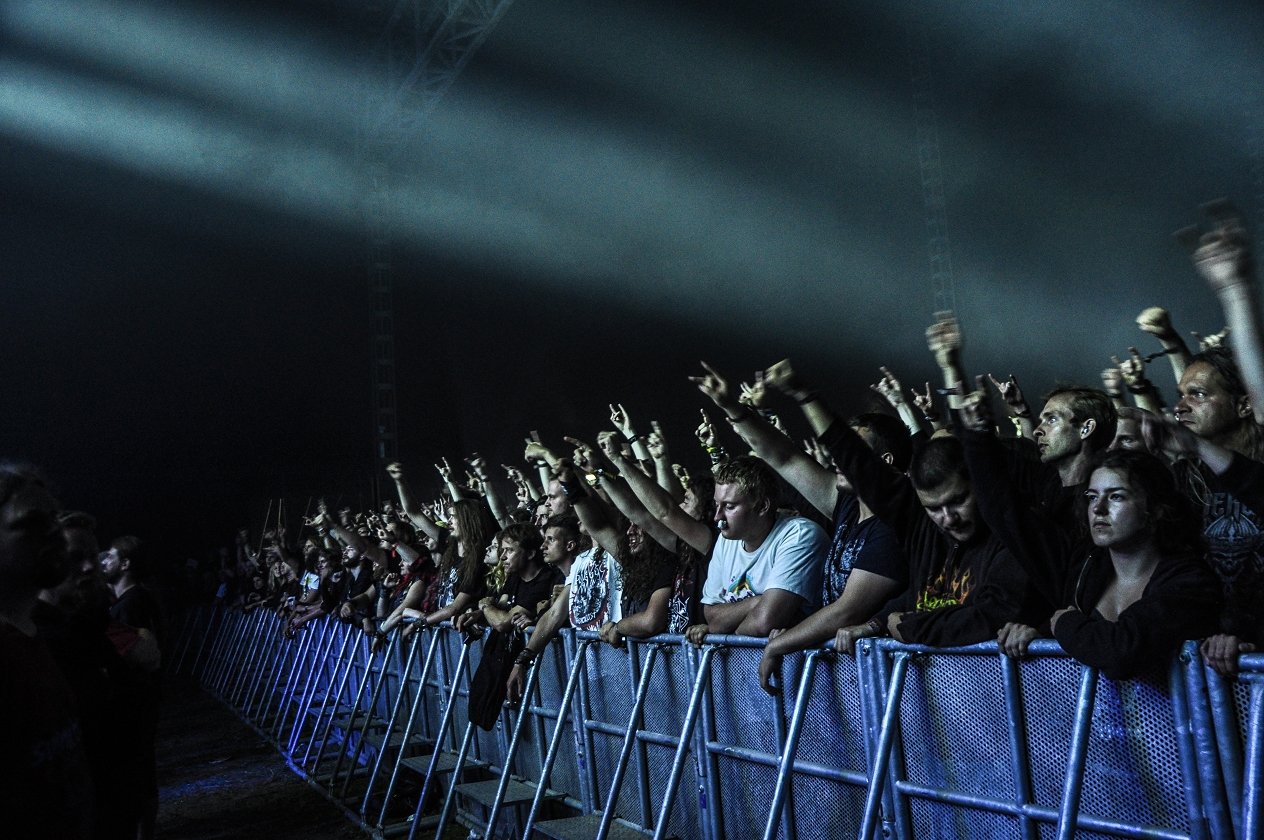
[957,381,1222,680]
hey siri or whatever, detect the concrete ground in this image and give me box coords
[155,679,368,840]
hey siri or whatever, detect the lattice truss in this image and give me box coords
[359,0,514,472]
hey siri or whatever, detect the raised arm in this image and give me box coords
[554,460,623,557]
[599,432,714,555]
[692,360,838,518]
[927,311,968,412]
[646,421,685,500]
[579,434,677,551]
[386,463,443,543]
[871,366,927,439]
[468,455,511,528]
[1188,204,1264,424]
[988,373,1035,441]
[1135,306,1193,384]
[763,359,835,438]
[1113,348,1165,414]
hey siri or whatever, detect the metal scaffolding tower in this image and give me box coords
[360,0,515,497]
[908,30,957,316]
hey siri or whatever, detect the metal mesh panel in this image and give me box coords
[1018,655,1081,809]
[582,641,642,824]
[896,654,1012,797]
[708,646,783,839]
[709,646,780,754]
[1076,676,1189,833]
[785,652,869,838]
[908,796,1020,840]
[532,643,584,803]
[1231,678,1252,746]
[641,645,701,840]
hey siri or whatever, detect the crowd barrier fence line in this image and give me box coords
[175,605,1264,840]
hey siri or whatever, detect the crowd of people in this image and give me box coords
[219,203,1263,700]
[7,204,1264,837]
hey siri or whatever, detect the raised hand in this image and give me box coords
[385,462,404,481]
[671,463,691,488]
[987,373,1027,411]
[911,382,937,419]
[1136,306,1178,341]
[563,436,597,472]
[502,464,525,482]
[646,426,668,461]
[524,441,557,468]
[1111,347,1149,389]
[763,359,805,397]
[1188,206,1253,292]
[435,457,454,481]
[926,310,962,367]
[695,410,716,448]
[738,370,768,408]
[596,430,623,460]
[1191,326,1230,351]
[1100,367,1124,396]
[467,454,490,479]
[689,361,735,409]
[870,366,906,409]
[609,403,634,438]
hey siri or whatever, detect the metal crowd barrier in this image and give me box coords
[176,604,1264,840]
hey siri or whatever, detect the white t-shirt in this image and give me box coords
[566,546,623,630]
[701,513,828,608]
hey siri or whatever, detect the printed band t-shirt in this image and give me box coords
[700,513,827,609]
[567,546,623,630]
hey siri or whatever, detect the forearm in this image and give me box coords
[615,594,670,638]
[703,597,760,634]
[482,479,512,528]
[1219,283,1264,422]
[481,605,515,633]
[523,594,569,655]
[426,591,476,626]
[599,474,677,550]
[895,402,924,438]
[654,456,684,501]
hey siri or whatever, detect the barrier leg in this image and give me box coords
[1243,678,1264,840]
[522,640,595,839]
[651,644,715,840]
[999,652,1038,840]
[761,651,821,840]
[406,637,473,839]
[860,651,911,840]
[1054,666,1099,840]
[593,644,663,840]
[374,627,442,827]
[483,645,548,835]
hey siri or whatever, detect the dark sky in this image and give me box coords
[2,0,1262,559]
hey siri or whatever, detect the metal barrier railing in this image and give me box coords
[176,607,1262,840]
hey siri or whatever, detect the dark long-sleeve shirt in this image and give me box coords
[961,428,1221,679]
[818,420,1032,647]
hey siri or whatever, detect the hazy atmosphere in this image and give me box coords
[3,0,1262,556]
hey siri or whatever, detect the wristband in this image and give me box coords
[725,407,754,424]
[514,648,537,666]
[1011,408,1032,419]
[795,390,819,405]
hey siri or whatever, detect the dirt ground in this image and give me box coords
[155,679,368,839]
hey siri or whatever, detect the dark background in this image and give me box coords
[2,0,1261,563]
